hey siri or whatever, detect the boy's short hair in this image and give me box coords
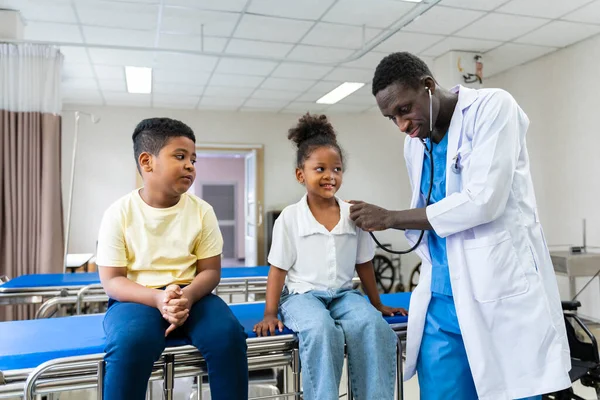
[132,118,196,172]
[372,52,433,96]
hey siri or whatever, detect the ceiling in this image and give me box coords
[1,0,600,113]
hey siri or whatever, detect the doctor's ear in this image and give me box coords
[422,77,436,94]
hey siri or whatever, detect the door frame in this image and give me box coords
[136,143,265,264]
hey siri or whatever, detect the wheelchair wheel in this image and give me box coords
[373,255,396,294]
[409,262,421,292]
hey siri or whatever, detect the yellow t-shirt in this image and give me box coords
[96,189,223,288]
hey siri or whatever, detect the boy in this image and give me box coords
[96,117,248,400]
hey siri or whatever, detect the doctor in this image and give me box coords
[349,52,571,400]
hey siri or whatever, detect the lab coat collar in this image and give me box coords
[297,194,356,237]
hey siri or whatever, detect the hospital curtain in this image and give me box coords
[0,43,64,321]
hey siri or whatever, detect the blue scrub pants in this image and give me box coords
[416,293,541,400]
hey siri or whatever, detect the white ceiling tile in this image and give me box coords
[225,39,294,58]
[302,23,382,50]
[497,0,592,19]
[375,31,444,54]
[153,83,204,95]
[326,104,371,113]
[281,102,330,114]
[93,65,125,80]
[353,83,374,97]
[456,13,549,41]
[484,43,556,77]
[252,89,301,101]
[337,94,377,106]
[248,0,335,20]
[203,86,256,97]
[210,74,265,88]
[24,21,84,43]
[421,36,502,57]
[76,1,158,30]
[83,26,155,47]
[164,0,247,12]
[61,88,102,100]
[563,1,600,25]
[439,0,510,11]
[324,67,373,82]
[261,77,317,92]
[100,0,158,3]
[98,79,126,92]
[153,94,200,109]
[62,78,98,90]
[322,0,417,29]
[158,33,228,53]
[296,81,343,101]
[63,63,95,79]
[104,93,152,107]
[404,6,485,35]
[14,0,78,23]
[153,69,212,85]
[59,47,90,63]
[89,49,155,66]
[271,63,333,79]
[161,7,239,36]
[306,81,344,94]
[242,98,284,110]
[341,51,388,70]
[296,92,324,102]
[153,53,219,72]
[515,20,600,48]
[286,45,354,63]
[234,14,314,43]
[200,96,247,107]
[216,58,277,76]
[63,97,104,106]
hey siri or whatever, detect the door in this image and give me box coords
[244,150,260,266]
[201,183,236,259]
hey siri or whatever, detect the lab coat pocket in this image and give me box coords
[463,230,530,303]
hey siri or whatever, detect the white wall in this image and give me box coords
[61,106,422,277]
[194,157,245,259]
[487,33,600,319]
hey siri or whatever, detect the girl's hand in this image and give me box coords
[253,314,284,336]
[376,304,408,317]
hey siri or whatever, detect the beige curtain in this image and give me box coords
[0,44,64,321]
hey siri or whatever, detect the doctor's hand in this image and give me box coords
[375,303,408,317]
[253,314,284,337]
[348,201,392,231]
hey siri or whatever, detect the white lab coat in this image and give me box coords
[403,85,571,399]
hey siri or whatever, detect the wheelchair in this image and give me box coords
[543,300,600,400]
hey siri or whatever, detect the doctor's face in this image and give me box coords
[375,81,436,140]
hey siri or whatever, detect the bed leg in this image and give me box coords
[163,354,174,400]
[97,360,104,400]
[291,348,301,400]
[396,336,403,400]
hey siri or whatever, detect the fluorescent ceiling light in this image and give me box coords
[125,66,152,94]
[316,82,365,105]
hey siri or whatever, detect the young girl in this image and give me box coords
[253,114,406,400]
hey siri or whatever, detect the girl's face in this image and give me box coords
[296,146,343,200]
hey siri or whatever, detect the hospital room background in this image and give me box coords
[2,0,600,399]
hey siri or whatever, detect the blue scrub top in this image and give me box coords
[420,133,452,296]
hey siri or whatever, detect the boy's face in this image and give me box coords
[142,136,197,196]
[296,146,343,200]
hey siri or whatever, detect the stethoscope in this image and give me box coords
[368,86,460,255]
